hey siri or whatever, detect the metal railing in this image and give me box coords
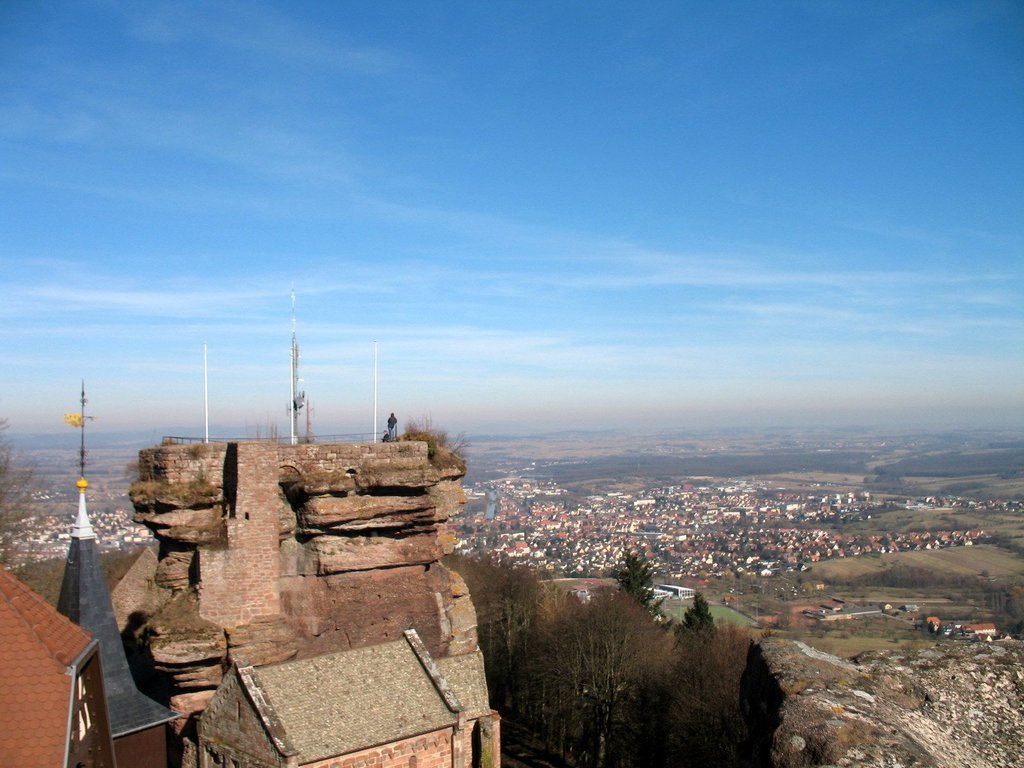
[160,433,383,445]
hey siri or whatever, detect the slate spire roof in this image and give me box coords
[0,565,95,766]
[57,477,177,738]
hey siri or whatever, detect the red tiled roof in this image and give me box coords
[966,623,997,632]
[0,566,92,767]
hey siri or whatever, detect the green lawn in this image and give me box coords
[710,604,759,627]
[663,602,758,627]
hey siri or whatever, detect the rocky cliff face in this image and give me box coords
[742,636,1024,768]
[122,439,477,761]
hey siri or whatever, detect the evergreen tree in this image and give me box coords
[615,550,663,617]
[680,591,715,634]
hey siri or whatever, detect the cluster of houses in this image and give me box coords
[802,597,882,621]
[797,597,1007,641]
[459,477,986,581]
[15,503,149,562]
[924,615,1000,640]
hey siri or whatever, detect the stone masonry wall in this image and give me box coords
[127,439,480,767]
[198,443,282,627]
[302,728,454,768]
[196,668,281,768]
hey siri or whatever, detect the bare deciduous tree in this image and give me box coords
[0,419,33,564]
[668,623,752,767]
[526,591,671,768]
[449,553,541,710]
[454,552,754,768]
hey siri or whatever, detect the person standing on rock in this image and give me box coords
[387,412,398,441]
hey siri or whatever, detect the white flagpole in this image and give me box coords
[373,342,378,442]
[289,289,299,445]
[203,343,209,443]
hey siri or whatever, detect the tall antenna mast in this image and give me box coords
[289,290,305,445]
[203,343,209,444]
[373,342,378,442]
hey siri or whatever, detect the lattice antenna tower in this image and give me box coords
[289,289,306,445]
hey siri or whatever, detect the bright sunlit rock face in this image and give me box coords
[123,440,477,753]
[743,637,1024,767]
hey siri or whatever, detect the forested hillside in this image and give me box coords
[449,553,753,768]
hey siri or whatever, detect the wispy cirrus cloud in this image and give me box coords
[123,1,403,76]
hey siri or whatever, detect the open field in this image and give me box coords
[760,472,870,492]
[901,474,1024,499]
[807,544,1024,582]
[772,614,934,658]
[668,600,930,658]
[820,499,1024,532]
[786,631,929,658]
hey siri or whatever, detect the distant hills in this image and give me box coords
[11,426,1024,500]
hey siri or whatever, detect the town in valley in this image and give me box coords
[12,427,1024,653]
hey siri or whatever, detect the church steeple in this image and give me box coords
[71,476,95,539]
[57,384,177,742]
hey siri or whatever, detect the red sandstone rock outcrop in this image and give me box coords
[741,636,1024,768]
[122,439,477,761]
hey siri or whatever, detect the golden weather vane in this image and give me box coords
[63,380,94,481]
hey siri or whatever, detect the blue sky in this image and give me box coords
[2,1,1022,438]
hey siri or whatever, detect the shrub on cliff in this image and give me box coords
[399,416,467,471]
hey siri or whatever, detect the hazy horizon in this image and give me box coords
[3,2,1022,435]
[8,419,1024,454]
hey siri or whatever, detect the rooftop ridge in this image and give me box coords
[403,628,463,714]
[237,664,299,758]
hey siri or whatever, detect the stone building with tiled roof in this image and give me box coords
[198,629,498,768]
[0,565,116,767]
